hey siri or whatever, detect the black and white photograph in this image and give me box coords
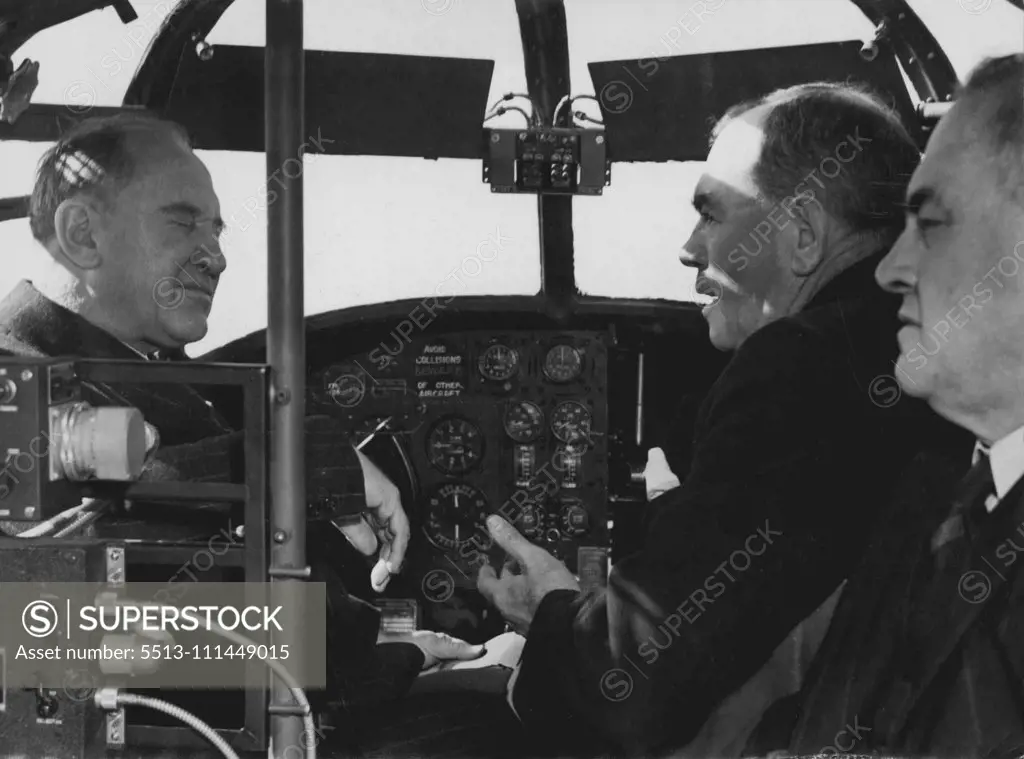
[0,1,1021,756]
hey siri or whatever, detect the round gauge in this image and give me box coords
[559,501,590,537]
[478,344,520,381]
[504,401,544,442]
[423,482,490,551]
[550,401,592,444]
[543,344,583,383]
[426,417,485,474]
[512,502,544,539]
[325,372,366,408]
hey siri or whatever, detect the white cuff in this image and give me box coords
[644,447,681,501]
[505,658,524,721]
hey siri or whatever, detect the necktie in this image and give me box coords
[931,449,994,556]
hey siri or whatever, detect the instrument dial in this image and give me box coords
[543,344,583,383]
[512,502,544,539]
[326,373,366,407]
[478,344,519,381]
[504,401,544,442]
[550,401,592,444]
[423,482,490,551]
[559,501,589,537]
[426,417,484,474]
[313,362,367,408]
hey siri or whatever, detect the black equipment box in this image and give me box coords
[0,539,120,759]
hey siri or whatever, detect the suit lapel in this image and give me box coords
[785,449,956,750]
[882,476,1024,741]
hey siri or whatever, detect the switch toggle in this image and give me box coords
[0,377,17,404]
[36,688,59,719]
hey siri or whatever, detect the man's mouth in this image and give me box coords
[695,275,721,299]
[897,309,920,328]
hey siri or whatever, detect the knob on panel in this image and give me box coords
[0,377,17,404]
[51,403,147,481]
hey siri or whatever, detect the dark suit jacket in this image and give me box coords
[771,444,1024,757]
[509,254,964,755]
[0,280,424,712]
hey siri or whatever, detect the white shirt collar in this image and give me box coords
[973,426,1024,509]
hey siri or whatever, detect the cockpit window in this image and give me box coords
[201,0,543,351]
[567,0,1021,302]
[189,151,540,352]
[1,0,1019,345]
[0,0,542,353]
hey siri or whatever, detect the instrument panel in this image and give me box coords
[307,331,610,636]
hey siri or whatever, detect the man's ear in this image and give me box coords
[52,198,102,270]
[780,192,830,278]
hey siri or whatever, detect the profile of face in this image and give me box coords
[680,107,810,351]
[56,129,226,351]
[876,102,1024,429]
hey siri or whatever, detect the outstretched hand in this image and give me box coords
[377,629,486,671]
[476,515,580,634]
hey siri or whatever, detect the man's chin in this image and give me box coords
[704,305,736,351]
[160,312,209,347]
[893,357,931,398]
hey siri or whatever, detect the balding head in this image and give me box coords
[952,54,1023,200]
[31,112,192,243]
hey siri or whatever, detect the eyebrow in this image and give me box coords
[692,191,716,212]
[904,187,936,216]
[159,202,226,235]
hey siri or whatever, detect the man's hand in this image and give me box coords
[477,515,580,634]
[377,630,485,671]
[336,449,410,592]
[644,446,681,501]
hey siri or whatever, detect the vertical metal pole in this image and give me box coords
[266,0,305,756]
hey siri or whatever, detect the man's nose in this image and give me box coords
[679,233,704,269]
[195,242,227,277]
[875,231,914,294]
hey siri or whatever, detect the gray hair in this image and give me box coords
[30,111,191,243]
[711,82,920,248]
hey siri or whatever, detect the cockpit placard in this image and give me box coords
[415,342,466,399]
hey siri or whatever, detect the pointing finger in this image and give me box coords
[486,515,534,565]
